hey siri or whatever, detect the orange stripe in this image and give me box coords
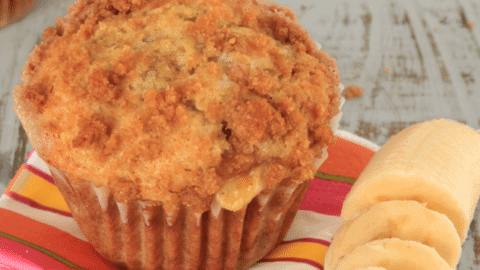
[0,208,117,270]
[318,137,375,179]
[10,169,70,213]
[263,241,329,267]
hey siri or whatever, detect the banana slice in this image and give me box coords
[356,268,387,270]
[324,200,461,270]
[216,166,264,212]
[340,119,480,242]
[335,238,450,270]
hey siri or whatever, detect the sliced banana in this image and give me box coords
[335,238,450,270]
[356,268,387,270]
[325,200,461,270]
[341,119,480,242]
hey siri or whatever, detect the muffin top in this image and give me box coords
[13,0,341,211]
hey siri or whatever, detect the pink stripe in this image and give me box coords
[27,150,35,160]
[6,191,72,217]
[25,164,55,185]
[260,258,323,269]
[281,237,330,247]
[300,177,352,216]
[0,263,17,270]
[0,234,74,270]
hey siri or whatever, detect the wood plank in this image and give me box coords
[0,28,37,189]
[0,0,75,189]
[302,0,480,146]
[272,0,317,20]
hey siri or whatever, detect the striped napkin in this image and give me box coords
[0,130,379,270]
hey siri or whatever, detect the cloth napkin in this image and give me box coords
[0,130,379,270]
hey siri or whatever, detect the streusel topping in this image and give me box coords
[13,0,341,210]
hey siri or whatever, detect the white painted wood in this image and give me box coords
[1,0,479,267]
[0,0,76,189]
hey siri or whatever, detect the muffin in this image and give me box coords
[12,0,343,269]
[0,0,37,28]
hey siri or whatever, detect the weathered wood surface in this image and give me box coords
[1,0,480,268]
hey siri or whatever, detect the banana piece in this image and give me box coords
[216,165,264,211]
[356,268,387,270]
[335,238,450,270]
[324,200,461,270]
[340,119,480,242]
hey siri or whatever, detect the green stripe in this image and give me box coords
[0,231,85,270]
[315,172,356,184]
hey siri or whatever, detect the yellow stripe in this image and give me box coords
[264,242,328,266]
[11,169,70,213]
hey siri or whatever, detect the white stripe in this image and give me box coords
[0,195,87,242]
[26,152,52,176]
[284,210,343,243]
[335,130,381,152]
[249,261,319,270]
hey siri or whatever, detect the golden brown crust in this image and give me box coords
[13,0,341,208]
[344,85,364,99]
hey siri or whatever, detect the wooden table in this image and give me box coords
[1,0,480,268]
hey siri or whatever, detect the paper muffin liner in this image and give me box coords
[49,164,312,270]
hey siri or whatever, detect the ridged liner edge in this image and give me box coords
[50,165,311,270]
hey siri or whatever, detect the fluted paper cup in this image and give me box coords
[49,165,312,270]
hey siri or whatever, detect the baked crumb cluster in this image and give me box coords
[13,0,341,209]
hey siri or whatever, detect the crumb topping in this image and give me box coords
[344,85,364,99]
[13,0,341,210]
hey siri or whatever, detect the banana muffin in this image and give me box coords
[13,0,343,269]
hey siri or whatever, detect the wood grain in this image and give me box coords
[0,0,73,190]
[298,0,480,146]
